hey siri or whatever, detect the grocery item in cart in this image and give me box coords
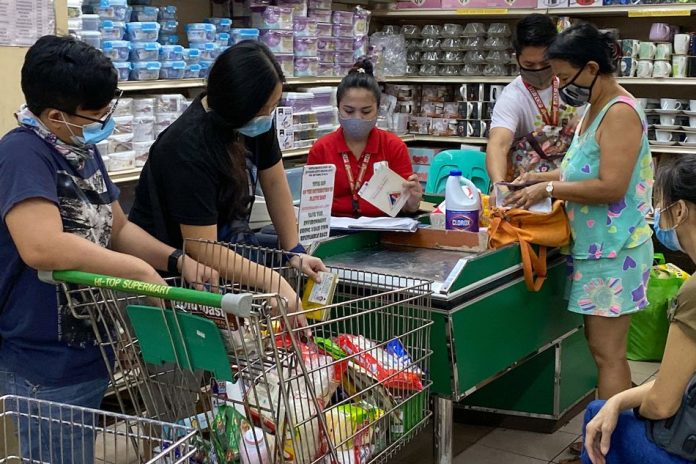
[302,271,338,321]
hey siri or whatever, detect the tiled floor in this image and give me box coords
[397,360,661,464]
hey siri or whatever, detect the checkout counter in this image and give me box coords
[309,228,597,464]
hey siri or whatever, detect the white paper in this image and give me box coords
[297,164,335,246]
[358,165,411,217]
[0,0,55,47]
[330,216,419,233]
[494,183,552,213]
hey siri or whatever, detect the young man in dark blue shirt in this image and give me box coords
[0,35,216,463]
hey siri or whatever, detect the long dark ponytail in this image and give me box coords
[200,41,285,222]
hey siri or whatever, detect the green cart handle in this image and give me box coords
[38,270,253,318]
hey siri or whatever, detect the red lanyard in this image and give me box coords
[524,77,560,127]
[341,152,371,216]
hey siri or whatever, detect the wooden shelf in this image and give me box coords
[371,4,696,18]
[285,77,343,85]
[382,76,515,84]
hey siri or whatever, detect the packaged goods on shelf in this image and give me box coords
[251,6,294,30]
[186,23,216,43]
[108,133,134,154]
[109,151,136,171]
[297,86,337,108]
[129,41,160,61]
[282,92,314,113]
[206,17,232,33]
[260,29,294,53]
[131,6,158,22]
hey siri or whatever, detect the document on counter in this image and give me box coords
[358,166,411,217]
[330,216,420,233]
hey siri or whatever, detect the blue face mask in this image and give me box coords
[653,207,683,252]
[238,114,274,138]
[57,114,116,146]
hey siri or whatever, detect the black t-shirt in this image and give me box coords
[129,94,282,248]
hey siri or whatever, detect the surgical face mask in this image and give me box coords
[339,116,376,141]
[54,113,116,146]
[559,65,599,107]
[238,114,274,138]
[519,65,554,89]
[653,206,684,252]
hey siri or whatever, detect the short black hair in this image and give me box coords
[21,35,117,116]
[655,155,696,223]
[546,23,621,74]
[513,14,558,55]
[336,59,381,107]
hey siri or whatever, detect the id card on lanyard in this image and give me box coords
[524,77,560,127]
[341,152,371,217]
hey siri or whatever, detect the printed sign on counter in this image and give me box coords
[298,164,335,246]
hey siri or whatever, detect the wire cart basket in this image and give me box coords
[41,240,433,464]
[0,394,198,463]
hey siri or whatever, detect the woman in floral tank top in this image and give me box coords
[505,24,654,415]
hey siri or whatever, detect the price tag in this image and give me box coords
[628,8,691,17]
[455,7,509,14]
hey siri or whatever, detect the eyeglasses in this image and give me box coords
[59,89,123,129]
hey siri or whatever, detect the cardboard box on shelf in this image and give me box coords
[277,128,294,150]
[396,0,442,8]
[409,147,443,166]
[276,106,293,131]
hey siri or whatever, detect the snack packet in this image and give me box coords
[302,271,339,321]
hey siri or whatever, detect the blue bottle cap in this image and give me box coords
[450,170,462,176]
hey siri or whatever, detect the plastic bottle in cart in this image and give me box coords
[445,170,480,232]
[240,426,270,464]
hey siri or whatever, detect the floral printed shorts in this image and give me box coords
[566,240,654,317]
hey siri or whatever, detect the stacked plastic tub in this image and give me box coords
[185,21,219,79]
[252,3,295,76]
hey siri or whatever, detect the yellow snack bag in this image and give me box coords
[302,271,339,321]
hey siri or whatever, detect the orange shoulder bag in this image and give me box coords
[487,200,571,292]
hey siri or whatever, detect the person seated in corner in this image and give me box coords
[580,155,696,464]
[307,59,423,218]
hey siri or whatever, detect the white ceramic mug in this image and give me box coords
[673,55,688,78]
[489,85,506,102]
[636,98,648,109]
[653,60,672,78]
[661,98,682,110]
[690,100,696,111]
[637,60,654,78]
[655,43,673,60]
[655,130,674,142]
[674,34,691,55]
[689,115,696,128]
[686,133,696,143]
[639,41,657,60]
[660,113,677,126]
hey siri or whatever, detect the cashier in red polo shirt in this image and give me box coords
[307,60,423,218]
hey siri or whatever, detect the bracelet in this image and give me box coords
[288,243,306,255]
[167,249,183,274]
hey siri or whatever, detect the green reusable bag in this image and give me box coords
[627,254,689,361]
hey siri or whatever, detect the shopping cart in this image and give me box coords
[41,240,433,464]
[0,394,198,463]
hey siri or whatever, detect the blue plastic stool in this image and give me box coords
[425,149,490,195]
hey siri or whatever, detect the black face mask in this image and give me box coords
[519,65,554,89]
[559,64,599,107]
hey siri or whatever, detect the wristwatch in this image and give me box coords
[167,249,184,274]
[545,181,555,198]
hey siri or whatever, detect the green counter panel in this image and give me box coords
[560,329,597,413]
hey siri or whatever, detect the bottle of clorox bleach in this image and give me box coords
[445,170,480,232]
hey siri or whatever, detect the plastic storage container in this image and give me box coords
[80,31,102,49]
[126,22,160,41]
[231,28,259,44]
[133,97,155,116]
[133,116,155,142]
[206,17,232,33]
[250,7,293,31]
[294,37,318,57]
[308,9,331,23]
[113,61,131,81]
[130,61,161,80]
[100,20,126,40]
[309,0,332,8]
[101,40,130,61]
[189,42,218,60]
[186,23,216,43]
[98,0,129,21]
[184,63,202,78]
[315,107,338,126]
[335,62,353,76]
[317,37,335,51]
[332,24,352,38]
[159,44,183,60]
[131,6,158,22]
[199,60,214,78]
[109,151,136,171]
[158,34,178,45]
[335,50,353,63]
[334,37,352,51]
[282,94,314,113]
[182,48,200,63]
[259,30,293,54]
[215,33,230,47]
[294,56,319,77]
[159,20,178,34]
[301,86,336,107]
[158,5,177,20]
[317,50,334,63]
[275,54,294,76]
[160,60,186,79]
[129,41,160,61]
[293,17,317,37]
[316,22,332,38]
[134,140,154,167]
[317,62,335,77]
[82,14,100,31]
